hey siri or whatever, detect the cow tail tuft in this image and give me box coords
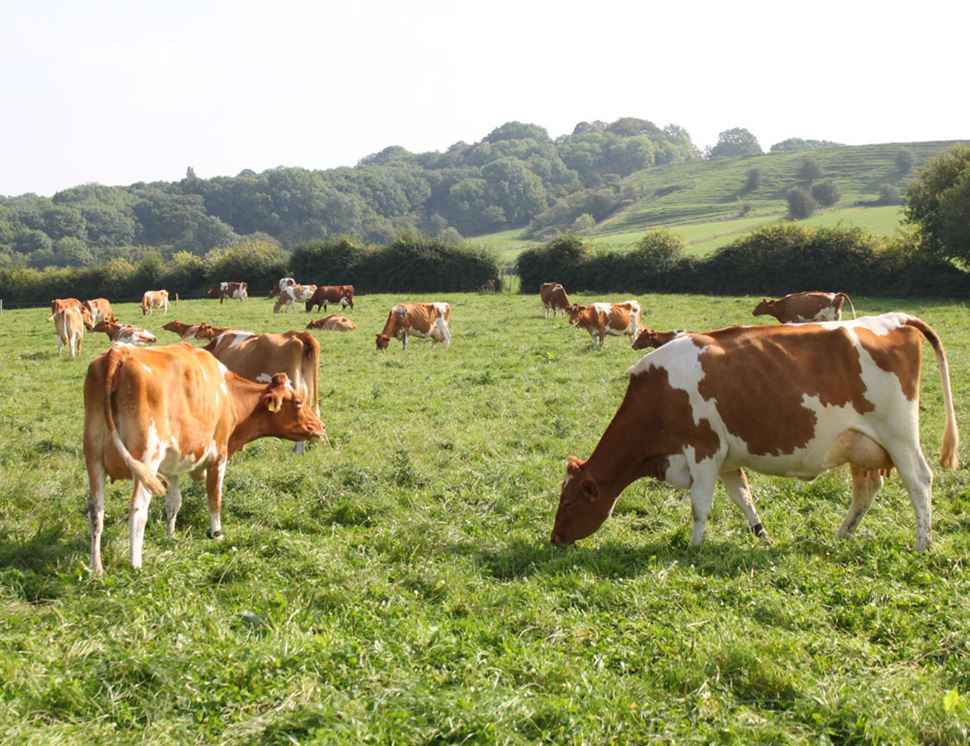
[905,317,959,469]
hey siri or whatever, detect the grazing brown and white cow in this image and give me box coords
[540,282,571,318]
[375,302,451,350]
[204,329,321,454]
[306,315,357,331]
[306,285,355,312]
[83,298,116,330]
[631,328,684,350]
[83,343,326,573]
[141,290,169,316]
[753,291,856,323]
[274,284,318,313]
[551,313,959,552]
[162,320,209,340]
[568,301,642,350]
[54,307,84,357]
[207,281,248,303]
[268,277,296,298]
[50,298,93,328]
[97,320,157,345]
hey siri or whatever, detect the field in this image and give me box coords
[2,292,969,743]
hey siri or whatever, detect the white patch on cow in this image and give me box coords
[433,302,449,318]
[393,305,405,316]
[142,364,153,374]
[256,373,273,383]
[664,454,693,488]
[227,332,253,349]
[220,281,228,291]
[200,368,207,381]
[592,302,613,315]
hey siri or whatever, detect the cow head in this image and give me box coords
[206,288,221,298]
[752,298,774,317]
[376,333,391,350]
[632,328,683,350]
[258,373,326,442]
[567,304,585,325]
[162,319,185,335]
[550,457,614,547]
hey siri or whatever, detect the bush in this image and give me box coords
[895,148,915,174]
[744,167,763,192]
[877,184,901,205]
[797,157,824,181]
[787,187,817,219]
[810,179,841,207]
[516,234,592,292]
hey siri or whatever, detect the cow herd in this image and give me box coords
[42,279,961,572]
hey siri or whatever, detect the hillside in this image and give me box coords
[476,141,964,262]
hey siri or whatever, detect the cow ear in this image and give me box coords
[580,479,599,502]
[566,456,585,476]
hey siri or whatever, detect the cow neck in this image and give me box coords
[583,374,669,504]
[225,374,270,456]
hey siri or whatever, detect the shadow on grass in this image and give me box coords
[462,535,795,582]
[0,524,82,602]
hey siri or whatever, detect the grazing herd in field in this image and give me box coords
[42,277,959,572]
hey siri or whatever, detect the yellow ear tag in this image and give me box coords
[267,399,279,413]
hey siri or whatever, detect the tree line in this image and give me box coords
[0,118,700,270]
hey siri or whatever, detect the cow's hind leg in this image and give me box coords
[164,475,182,537]
[129,480,153,569]
[721,469,770,542]
[837,465,882,539]
[206,459,227,540]
[888,445,934,551]
[688,472,718,546]
[87,459,106,574]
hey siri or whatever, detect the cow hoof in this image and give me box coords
[206,529,224,541]
[751,522,771,544]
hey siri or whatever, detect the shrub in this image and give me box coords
[797,157,824,181]
[787,187,817,219]
[744,167,763,192]
[877,184,901,205]
[810,180,841,207]
[516,234,592,292]
[895,148,915,174]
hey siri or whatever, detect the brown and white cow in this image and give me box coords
[204,329,320,454]
[540,282,571,318]
[97,320,157,345]
[54,307,85,357]
[50,298,93,328]
[207,281,248,304]
[274,284,318,313]
[83,298,116,330]
[268,277,296,299]
[631,328,684,350]
[83,343,325,573]
[551,313,959,552]
[162,320,210,340]
[568,301,642,350]
[753,291,856,324]
[376,302,451,350]
[141,290,169,316]
[306,285,355,313]
[307,315,357,331]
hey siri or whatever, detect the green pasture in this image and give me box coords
[1,292,969,743]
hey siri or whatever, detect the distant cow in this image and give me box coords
[568,301,642,350]
[540,282,571,318]
[376,302,451,350]
[162,320,210,340]
[141,290,169,316]
[274,284,318,313]
[98,320,157,345]
[83,298,116,330]
[83,343,325,573]
[307,315,357,331]
[50,298,93,328]
[204,329,321,454]
[268,277,296,299]
[631,328,684,350]
[306,285,355,313]
[54,307,84,357]
[753,291,856,323]
[551,314,959,553]
[207,281,248,304]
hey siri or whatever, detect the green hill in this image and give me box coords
[476,141,964,263]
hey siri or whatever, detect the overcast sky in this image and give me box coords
[1,0,966,196]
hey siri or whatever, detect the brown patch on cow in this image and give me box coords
[856,326,921,400]
[695,325,874,456]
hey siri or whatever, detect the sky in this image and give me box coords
[1,0,967,197]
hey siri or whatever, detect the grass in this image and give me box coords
[1,293,969,743]
[475,141,965,261]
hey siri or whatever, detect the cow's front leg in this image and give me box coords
[164,475,182,537]
[837,465,882,539]
[205,459,227,540]
[721,469,769,542]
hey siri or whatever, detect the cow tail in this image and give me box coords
[838,293,857,319]
[905,318,959,469]
[102,346,167,495]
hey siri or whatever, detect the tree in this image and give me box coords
[744,167,764,192]
[797,157,824,181]
[811,179,840,207]
[787,187,817,219]
[769,138,842,153]
[709,128,763,158]
[905,145,970,262]
[895,148,915,174]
